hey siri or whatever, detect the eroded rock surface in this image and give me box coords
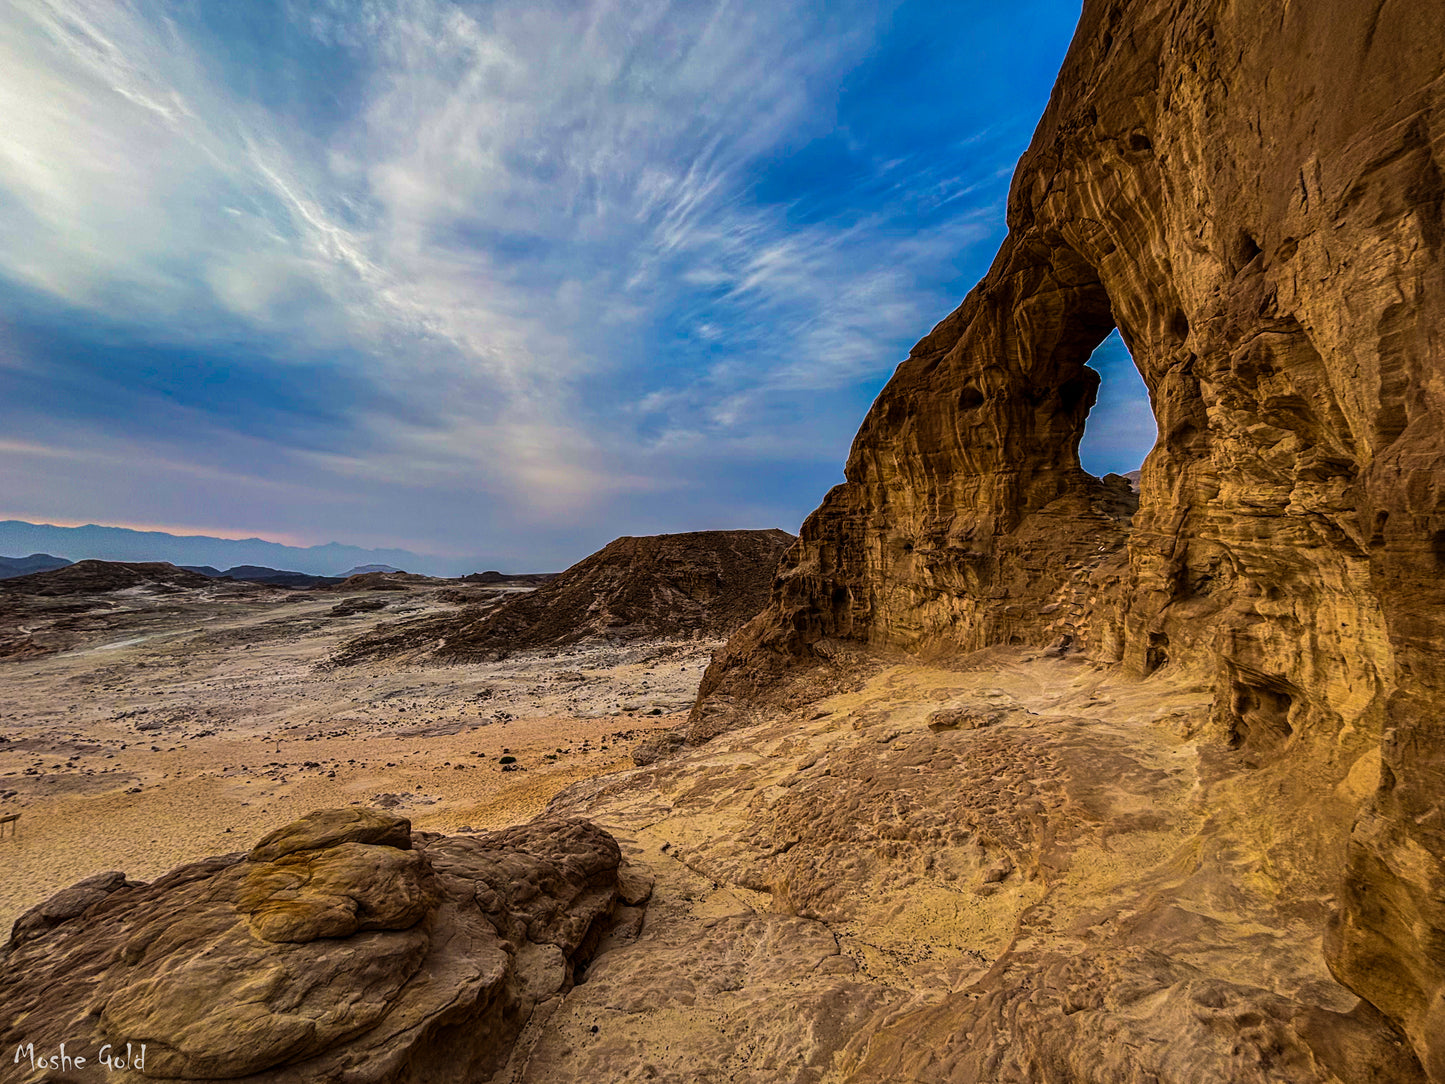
[530,653,1426,1084]
[695,0,1445,1075]
[0,808,631,1082]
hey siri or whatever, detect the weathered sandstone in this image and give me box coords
[694,0,1445,1076]
[0,808,633,1082]
[540,655,1426,1083]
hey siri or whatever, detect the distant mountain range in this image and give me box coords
[0,553,347,587]
[0,521,441,577]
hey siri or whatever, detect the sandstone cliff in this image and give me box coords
[697,0,1445,1077]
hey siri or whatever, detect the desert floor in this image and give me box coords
[0,586,713,931]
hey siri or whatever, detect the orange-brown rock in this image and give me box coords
[697,0,1445,1076]
[540,656,1428,1084]
[0,809,633,1082]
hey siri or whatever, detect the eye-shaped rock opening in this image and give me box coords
[1019,250,1156,498]
[1234,230,1263,271]
[959,386,985,410]
[1076,327,1156,486]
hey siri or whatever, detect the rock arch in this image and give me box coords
[698,0,1445,1074]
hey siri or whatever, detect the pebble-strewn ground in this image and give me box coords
[0,584,712,930]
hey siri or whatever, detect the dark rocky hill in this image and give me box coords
[0,560,263,660]
[438,529,793,656]
[328,570,446,591]
[214,565,344,588]
[461,570,557,586]
[334,530,793,664]
[0,560,219,596]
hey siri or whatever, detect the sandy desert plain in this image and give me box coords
[0,577,701,931]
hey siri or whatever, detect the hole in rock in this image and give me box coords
[1235,231,1263,270]
[1228,677,1295,752]
[1077,329,1157,479]
[1370,510,1390,547]
[959,386,985,410]
[1145,631,1170,674]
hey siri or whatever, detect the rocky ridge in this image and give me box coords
[1,560,221,596]
[0,554,71,580]
[334,530,793,665]
[0,561,266,661]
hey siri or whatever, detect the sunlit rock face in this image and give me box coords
[699,0,1445,1073]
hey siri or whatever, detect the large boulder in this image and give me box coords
[0,809,633,1082]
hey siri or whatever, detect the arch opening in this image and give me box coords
[1076,328,1156,482]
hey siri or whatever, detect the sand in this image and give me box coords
[0,585,716,931]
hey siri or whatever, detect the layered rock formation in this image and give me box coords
[0,808,641,1082]
[697,0,1445,1077]
[452,530,795,654]
[335,529,793,664]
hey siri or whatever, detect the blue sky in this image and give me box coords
[0,0,1153,573]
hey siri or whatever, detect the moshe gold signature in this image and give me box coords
[13,1042,146,1073]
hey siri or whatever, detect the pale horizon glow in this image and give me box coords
[0,514,335,553]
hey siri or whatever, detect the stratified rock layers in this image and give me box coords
[701,0,1445,1075]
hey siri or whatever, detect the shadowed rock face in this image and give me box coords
[698,0,1445,1074]
[447,530,797,655]
[337,530,795,665]
[0,809,634,1083]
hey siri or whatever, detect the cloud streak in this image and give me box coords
[0,0,1110,568]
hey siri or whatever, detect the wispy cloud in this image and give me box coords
[0,0,1093,566]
